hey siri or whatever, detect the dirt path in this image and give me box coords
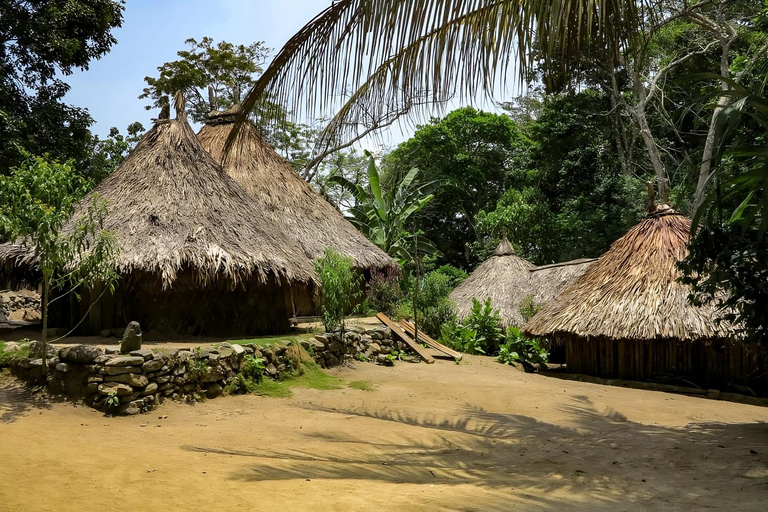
[1,356,767,511]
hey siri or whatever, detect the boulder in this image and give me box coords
[2,342,19,353]
[265,363,278,377]
[205,383,223,399]
[94,354,115,364]
[217,342,234,358]
[101,365,141,376]
[27,341,58,359]
[54,362,68,373]
[119,321,142,354]
[119,400,143,415]
[105,373,149,388]
[142,359,164,373]
[60,345,104,364]
[98,382,133,396]
[199,366,225,383]
[347,324,366,334]
[87,375,104,383]
[129,348,154,360]
[142,382,158,395]
[105,356,144,367]
[232,344,246,356]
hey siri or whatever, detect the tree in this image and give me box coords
[0,0,124,174]
[0,153,119,370]
[140,37,270,124]
[87,122,145,182]
[330,152,441,261]
[314,249,362,336]
[383,107,532,267]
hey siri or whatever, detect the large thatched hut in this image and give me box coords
[524,207,766,392]
[449,237,595,328]
[1,109,317,336]
[196,106,396,314]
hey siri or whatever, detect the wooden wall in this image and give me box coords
[565,336,768,394]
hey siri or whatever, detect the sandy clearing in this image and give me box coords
[1,355,767,511]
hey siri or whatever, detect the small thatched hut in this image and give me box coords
[196,107,396,314]
[524,207,766,391]
[449,237,594,328]
[450,238,536,327]
[1,109,317,336]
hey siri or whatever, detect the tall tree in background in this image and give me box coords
[0,0,124,175]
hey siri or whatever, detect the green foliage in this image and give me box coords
[498,327,549,369]
[439,319,486,355]
[519,294,543,323]
[186,355,208,377]
[314,249,362,333]
[431,265,468,288]
[385,349,405,364]
[384,107,532,267]
[330,152,441,261]
[0,0,124,175]
[87,122,145,182]
[140,37,270,124]
[0,341,30,366]
[462,298,505,355]
[348,380,376,391]
[104,393,120,409]
[241,355,267,383]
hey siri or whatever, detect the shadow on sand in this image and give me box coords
[182,397,768,510]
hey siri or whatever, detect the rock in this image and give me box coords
[232,344,246,356]
[27,341,58,359]
[369,330,384,340]
[157,383,173,391]
[142,359,164,373]
[60,345,105,364]
[105,347,119,355]
[129,348,154,360]
[217,343,234,358]
[94,354,115,364]
[101,365,141,376]
[142,382,158,395]
[173,376,187,386]
[205,383,223,399]
[325,355,340,367]
[313,334,329,347]
[120,321,142,354]
[105,373,149,387]
[105,356,144,367]
[120,392,141,404]
[87,375,104,383]
[176,350,194,361]
[17,357,32,369]
[199,366,225,383]
[120,400,143,415]
[347,325,366,334]
[173,365,187,376]
[2,342,19,353]
[368,343,382,354]
[55,362,69,373]
[265,363,278,377]
[98,382,133,396]
[156,376,170,385]
[207,353,220,362]
[86,382,100,394]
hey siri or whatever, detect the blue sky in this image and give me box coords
[65,0,333,137]
[65,0,511,147]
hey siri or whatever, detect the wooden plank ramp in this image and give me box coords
[399,319,463,361]
[376,313,435,364]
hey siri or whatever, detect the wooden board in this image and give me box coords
[399,319,463,360]
[376,313,435,364]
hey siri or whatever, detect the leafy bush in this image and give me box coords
[314,249,362,332]
[432,264,468,287]
[241,355,267,383]
[519,294,543,322]
[439,317,486,355]
[498,327,549,370]
[462,298,505,354]
[364,267,403,316]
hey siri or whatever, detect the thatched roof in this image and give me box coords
[529,258,597,305]
[1,115,316,289]
[524,209,733,341]
[449,237,536,327]
[196,107,396,270]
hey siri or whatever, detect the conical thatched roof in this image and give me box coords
[524,209,733,341]
[449,238,595,327]
[2,115,316,288]
[449,237,536,327]
[196,107,396,270]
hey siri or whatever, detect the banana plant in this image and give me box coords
[329,152,442,261]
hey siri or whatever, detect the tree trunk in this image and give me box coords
[41,274,49,373]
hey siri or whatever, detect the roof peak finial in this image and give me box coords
[173,90,186,120]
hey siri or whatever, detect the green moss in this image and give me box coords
[290,362,344,390]
[250,379,293,398]
[226,333,313,348]
[348,380,376,391]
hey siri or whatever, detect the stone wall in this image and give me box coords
[1,325,407,415]
[0,289,41,323]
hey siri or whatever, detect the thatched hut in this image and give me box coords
[196,107,396,314]
[449,237,536,327]
[524,207,766,391]
[1,109,317,336]
[449,237,594,328]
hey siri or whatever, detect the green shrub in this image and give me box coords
[439,317,486,355]
[498,327,549,369]
[462,298,505,354]
[519,294,543,322]
[394,300,413,321]
[432,264,468,287]
[241,354,267,382]
[314,249,362,332]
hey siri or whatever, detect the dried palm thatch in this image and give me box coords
[197,106,396,271]
[449,237,536,327]
[524,209,734,341]
[1,115,316,289]
[450,237,595,327]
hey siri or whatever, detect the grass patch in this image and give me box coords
[226,333,313,348]
[0,340,29,366]
[251,379,293,398]
[227,360,344,399]
[348,380,376,391]
[289,362,344,390]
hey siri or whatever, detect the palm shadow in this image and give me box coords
[183,397,768,510]
[0,378,56,423]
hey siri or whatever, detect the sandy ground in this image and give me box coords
[1,355,768,512]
